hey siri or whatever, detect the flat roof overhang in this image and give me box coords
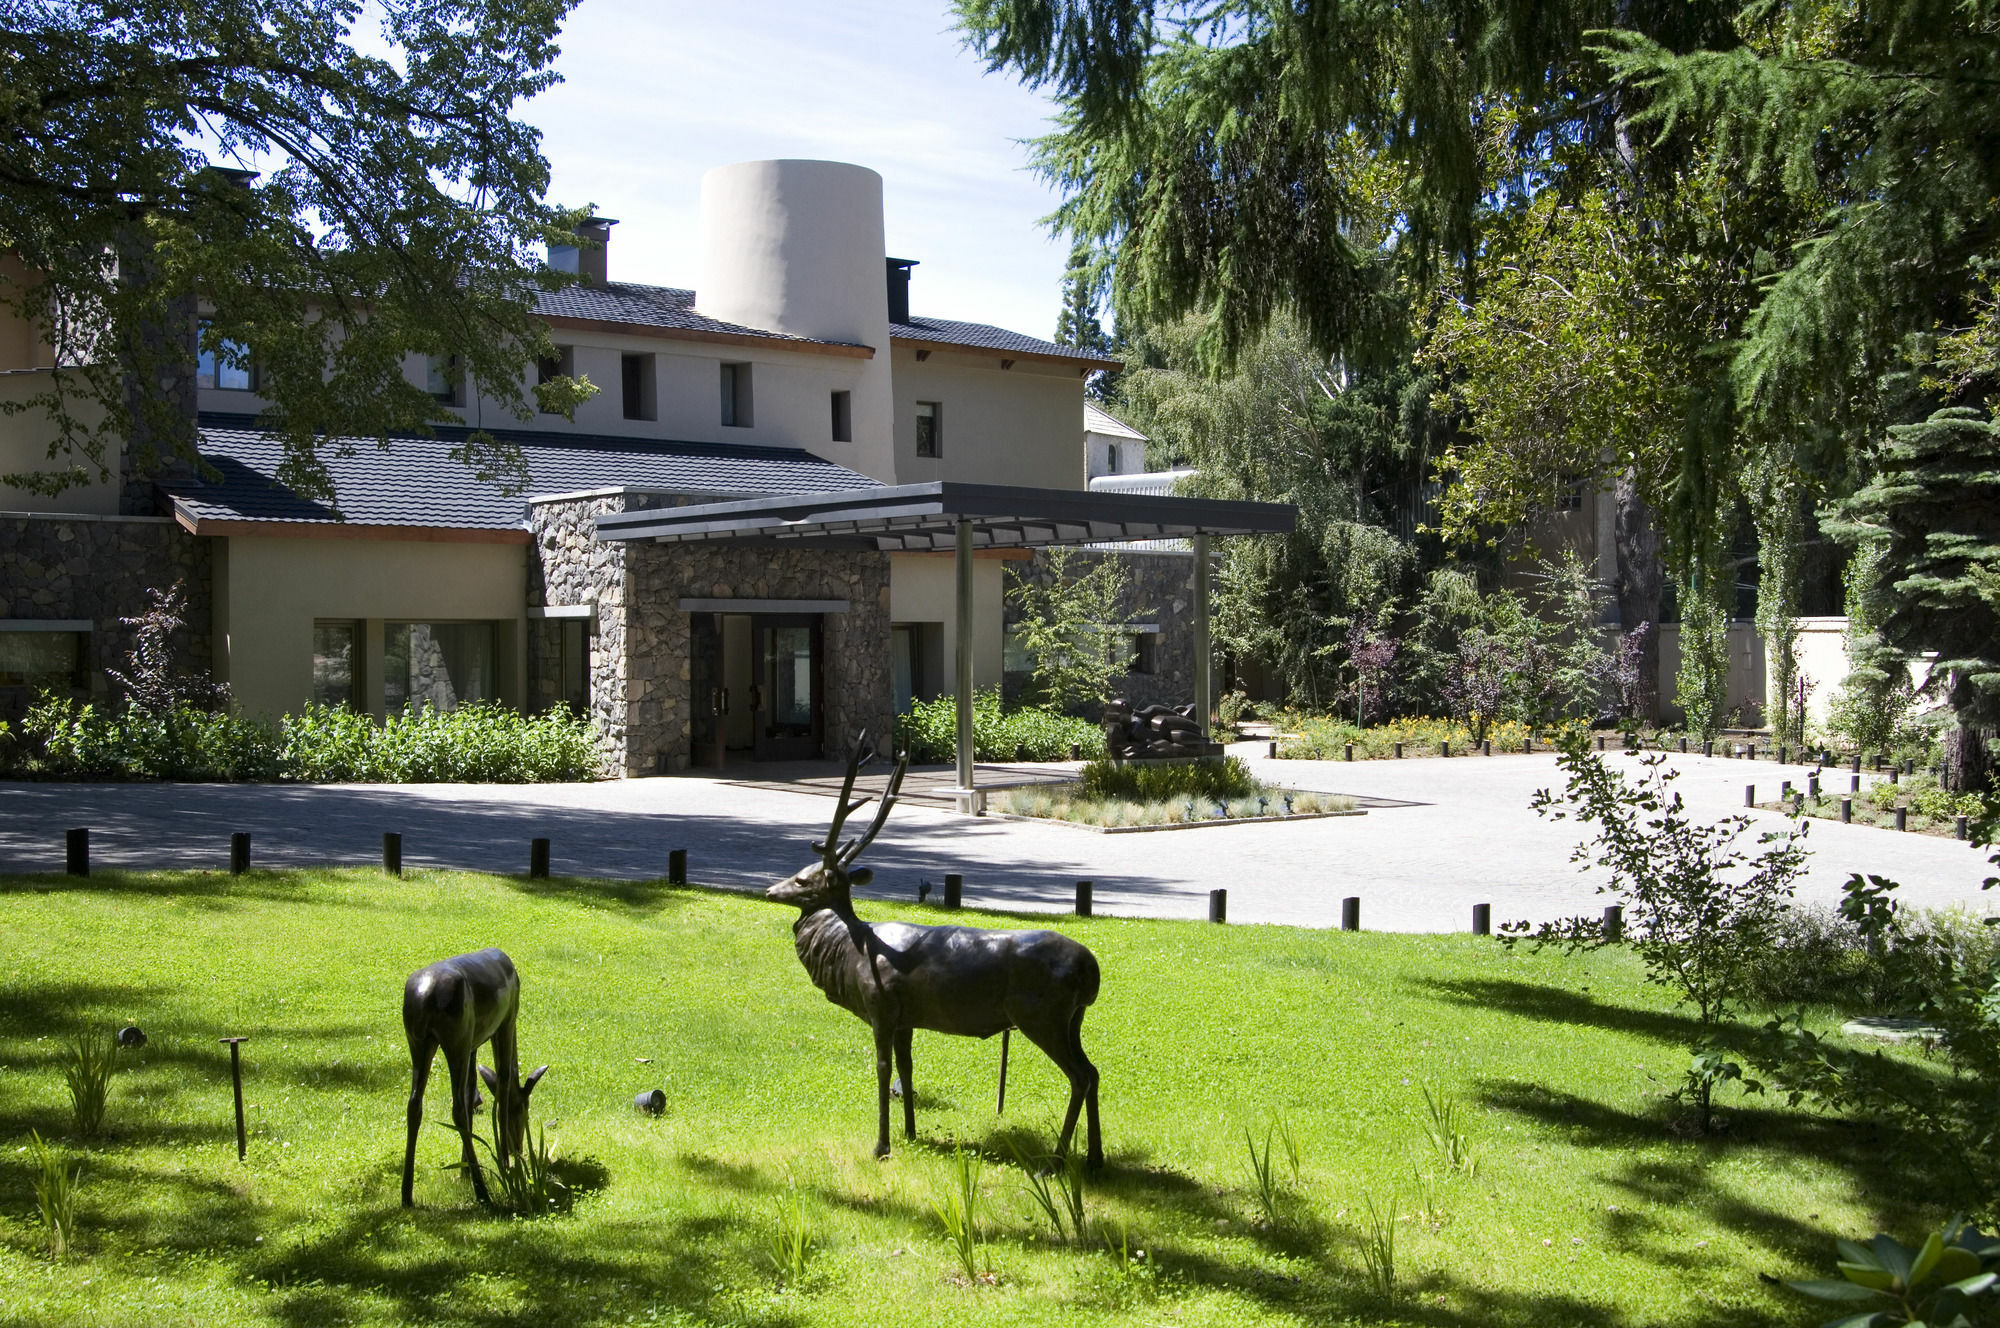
[591,481,1295,551]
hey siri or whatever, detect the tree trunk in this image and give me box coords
[1613,470,1663,722]
[1942,670,1992,793]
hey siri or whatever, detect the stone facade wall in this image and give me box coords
[1002,546,1199,713]
[528,493,894,776]
[0,513,213,720]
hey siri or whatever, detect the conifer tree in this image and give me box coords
[1837,409,2000,790]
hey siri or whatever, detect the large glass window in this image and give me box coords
[915,401,941,457]
[196,321,255,391]
[385,622,495,713]
[557,618,589,714]
[312,621,358,707]
[0,629,85,688]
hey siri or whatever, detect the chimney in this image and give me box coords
[577,217,617,285]
[885,258,916,324]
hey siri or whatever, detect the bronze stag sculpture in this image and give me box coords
[401,947,547,1207]
[768,738,1103,1167]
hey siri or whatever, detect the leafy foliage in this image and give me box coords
[1007,547,1141,714]
[1789,1216,2000,1328]
[22,697,599,782]
[0,0,593,500]
[106,580,227,715]
[1077,755,1255,802]
[894,689,1101,764]
[1513,729,1809,1129]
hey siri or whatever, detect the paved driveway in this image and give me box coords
[0,746,1990,931]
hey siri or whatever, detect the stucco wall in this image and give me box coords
[214,534,528,720]
[1654,621,1767,728]
[887,553,1007,690]
[0,371,119,515]
[0,512,211,719]
[530,493,893,775]
[891,352,1085,488]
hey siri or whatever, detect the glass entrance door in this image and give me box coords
[689,613,727,768]
[752,615,822,761]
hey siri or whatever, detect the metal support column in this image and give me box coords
[1192,531,1212,740]
[953,518,977,811]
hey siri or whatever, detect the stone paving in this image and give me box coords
[0,744,1990,932]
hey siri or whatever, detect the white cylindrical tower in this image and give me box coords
[697,160,895,480]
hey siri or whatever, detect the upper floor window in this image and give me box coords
[196,321,255,391]
[621,353,656,421]
[426,354,465,407]
[537,346,574,415]
[915,401,941,457]
[1106,442,1121,473]
[721,362,753,427]
[831,390,852,443]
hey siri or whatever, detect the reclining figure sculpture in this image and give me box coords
[768,736,1104,1167]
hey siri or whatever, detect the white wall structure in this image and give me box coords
[696,159,896,481]
[1084,402,1148,480]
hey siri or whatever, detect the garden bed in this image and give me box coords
[990,786,1360,831]
[991,754,1355,828]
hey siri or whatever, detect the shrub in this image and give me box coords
[1276,712,1537,759]
[1511,728,1810,1131]
[61,1031,119,1137]
[895,690,1101,763]
[20,696,600,783]
[1079,755,1256,802]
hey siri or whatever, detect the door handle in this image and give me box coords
[720,687,730,715]
[710,687,724,716]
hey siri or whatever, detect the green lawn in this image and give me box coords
[0,867,1936,1326]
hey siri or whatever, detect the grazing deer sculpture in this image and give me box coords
[768,737,1103,1167]
[401,948,547,1207]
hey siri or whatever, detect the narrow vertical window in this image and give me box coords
[831,390,852,442]
[312,621,358,707]
[720,362,752,427]
[621,353,655,421]
[537,346,574,414]
[915,401,941,457]
[426,355,465,407]
[197,320,255,391]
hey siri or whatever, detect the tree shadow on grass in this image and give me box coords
[1410,974,1706,1048]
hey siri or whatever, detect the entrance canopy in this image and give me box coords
[595,481,1296,808]
[593,481,1295,550]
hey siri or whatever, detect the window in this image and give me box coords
[385,622,495,713]
[830,390,852,443]
[1557,475,1586,512]
[312,621,359,707]
[1003,624,1035,673]
[915,401,941,457]
[425,355,465,407]
[1106,442,1121,474]
[1124,630,1159,675]
[546,243,580,274]
[0,627,85,688]
[537,346,574,414]
[621,353,656,421]
[556,618,590,715]
[720,362,753,427]
[196,321,255,391]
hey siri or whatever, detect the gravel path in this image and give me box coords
[1,745,1989,931]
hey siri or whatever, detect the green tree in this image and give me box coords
[0,0,593,502]
[1007,548,1140,714]
[1836,408,2000,791]
[1116,313,1430,708]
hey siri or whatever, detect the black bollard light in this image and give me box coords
[230,832,250,876]
[1483,738,1492,757]
[1341,896,1360,931]
[65,827,88,877]
[1957,815,1970,841]
[1895,806,1908,832]
[1345,742,1354,762]
[1603,905,1624,942]
[529,837,550,879]
[668,848,687,885]
[1746,784,1756,808]
[1075,880,1092,917]
[1472,903,1491,936]
[1841,797,1853,824]
[1208,889,1227,923]
[382,832,402,877]
[944,874,963,909]
[1441,740,1450,758]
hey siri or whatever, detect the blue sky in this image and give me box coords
[525,0,1076,340]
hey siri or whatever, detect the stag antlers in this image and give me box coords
[809,734,909,886]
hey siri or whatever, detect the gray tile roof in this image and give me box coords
[889,312,1111,364]
[534,280,1110,364]
[168,414,880,531]
[537,282,855,348]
